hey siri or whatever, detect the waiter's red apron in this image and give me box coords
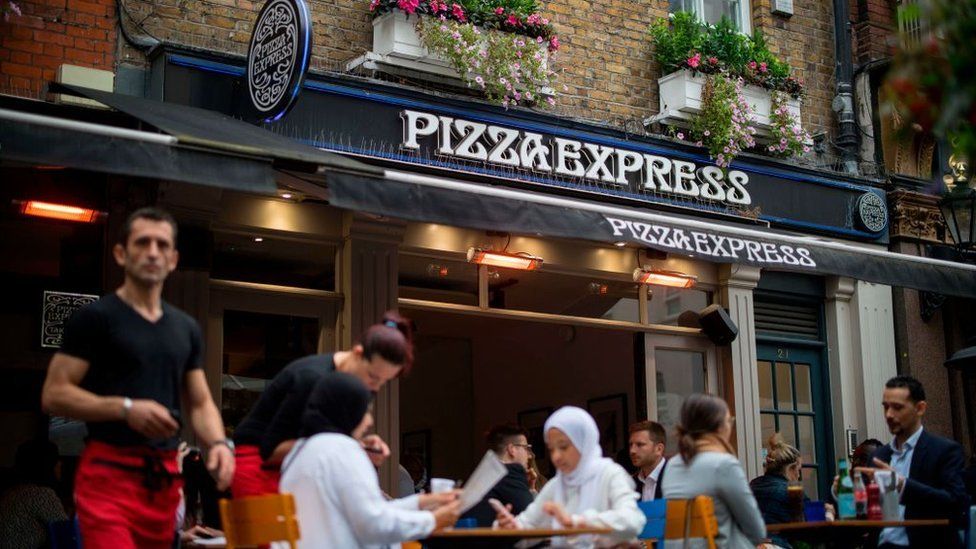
[231,444,280,497]
[75,441,182,549]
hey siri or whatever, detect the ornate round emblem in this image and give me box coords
[246,0,310,122]
[856,192,888,233]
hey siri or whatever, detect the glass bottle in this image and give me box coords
[837,458,856,519]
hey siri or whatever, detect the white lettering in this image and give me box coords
[401,110,438,150]
[452,120,488,161]
[554,138,585,177]
[671,160,700,198]
[487,127,520,166]
[437,116,455,155]
[699,166,727,202]
[644,155,672,192]
[519,132,553,171]
[582,143,616,184]
[615,150,643,186]
[726,170,752,205]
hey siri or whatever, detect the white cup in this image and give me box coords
[430,478,456,493]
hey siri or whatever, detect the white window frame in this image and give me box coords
[672,0,752,35]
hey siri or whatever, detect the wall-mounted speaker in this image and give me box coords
[698,304,739,345]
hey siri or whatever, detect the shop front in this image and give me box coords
[5,45,976,502]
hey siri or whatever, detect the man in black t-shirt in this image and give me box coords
[41,208,234,549]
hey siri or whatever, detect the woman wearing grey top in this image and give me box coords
[661,394,766,549]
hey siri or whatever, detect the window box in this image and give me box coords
[347,11,460,82]
[652,69,801,135]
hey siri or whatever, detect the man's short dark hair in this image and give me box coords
[629,420,667,446]
[118,207,178,246]
[886,375,926,403]
[485,424,528,455]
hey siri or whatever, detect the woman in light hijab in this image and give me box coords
[280,373,461,548]
[495,406,645,546]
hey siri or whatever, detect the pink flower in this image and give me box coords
[703,130,710,136]
[397,0,419,14]
[687,52,701,69]
[451,3,465,21]
[548,36,560,52]
[708,56,718,65]
[748,60,757,70]
[542,17,549,24]
[369,0,380,10]
[526,13,542,25]
[546,96,556,106]
[495,6,504,14]
[759,62,768,73]
[676,132,685,140]
[429,0,444,11]
[507,14,519,26]
[536,36,544,43]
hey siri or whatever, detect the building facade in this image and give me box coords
[1,0,973,500]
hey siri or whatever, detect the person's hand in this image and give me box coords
[419,490,460,510]
[495,502,519,530]
[824,503,836,521]
[360,434,390,467]
[543,501,578,528]
[207,443,235,491]
[180,524,221,541]
[432,500,462,530]
[125,399,179,439]
[526,467,538,491]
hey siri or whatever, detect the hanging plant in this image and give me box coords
[685,74,757,168]
[2,1,21,21]
[767,91,812,158]
[417,17,557,108]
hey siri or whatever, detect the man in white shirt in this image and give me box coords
[629,421,667,501]
[858,375,968,549]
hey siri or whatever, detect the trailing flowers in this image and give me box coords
[686,75,757,168]
[370,0,560,108]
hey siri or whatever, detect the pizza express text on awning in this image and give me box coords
[402,109,752,208]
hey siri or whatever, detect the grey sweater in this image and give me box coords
[660,451,767,549]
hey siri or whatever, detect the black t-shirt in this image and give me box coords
[462,463,534,526]
[58,293,203,450]
[232,354,336,460]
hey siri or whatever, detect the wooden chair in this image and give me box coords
[219,493,301,549]
[664,496,718,549]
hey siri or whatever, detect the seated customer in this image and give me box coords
[661,393,766,549]
[280,373,461,548]
[495,406,645,547]
[749,433,804,548]
[463,424,535,526]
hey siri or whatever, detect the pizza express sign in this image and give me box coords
[246,0,311,122]
[402,110,754,208]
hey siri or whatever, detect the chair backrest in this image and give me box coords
[219,493,301,549]
[967,505,975,549]
[638,499,668,540]
[47,517,80,549]
[664,496,718,549]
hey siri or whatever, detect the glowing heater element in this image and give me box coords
[20,201,100,223]
[633,268,697,288]
[467,248,543,271]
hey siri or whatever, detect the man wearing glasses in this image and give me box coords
[462,424,536,526]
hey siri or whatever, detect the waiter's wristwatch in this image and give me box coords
[121,397,133,420]
[211,439,236,452]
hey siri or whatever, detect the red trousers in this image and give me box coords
[231,444,280,497]
[75,441,182,549]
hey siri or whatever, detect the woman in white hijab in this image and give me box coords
[495,406,645,546]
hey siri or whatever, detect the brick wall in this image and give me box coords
[852,0,896,65]
[0,0,117,96]
[119,0,842,140]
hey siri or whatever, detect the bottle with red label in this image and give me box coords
[866,478,883,520]
[854,473,868,519]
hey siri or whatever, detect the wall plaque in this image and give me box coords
[246,0,311,122]
[42,291,98,348]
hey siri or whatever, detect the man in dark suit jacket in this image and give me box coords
[463,424,535,526]
[629,420,667,501]
[863,376,970,549]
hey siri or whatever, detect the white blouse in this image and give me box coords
[512,461,646,547]
[280,433,435,549]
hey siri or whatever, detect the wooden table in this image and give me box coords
[423,526,614,548]
[766,519,951,548]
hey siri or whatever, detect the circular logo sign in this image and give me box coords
[247,0,311,123]
[856,192,888,233]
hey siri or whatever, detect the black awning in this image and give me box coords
[326,169,976,299]
[52,84,381,176]
[1,85,383,194]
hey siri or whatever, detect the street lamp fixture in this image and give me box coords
[939,154,976,248]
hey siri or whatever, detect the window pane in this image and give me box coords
[703,0,740,28]
[779,414,797,449]
[212,232,336,291]
[669,0,695,13]
[493,269,641,323]
[798,415,817,465]
[647,288,711,326]
[398,255,479,306]
[761,413,776,447]
[795,363,813,412]
[655,349,706,454]
[801,466,819,500]
[776,362,794,410]
[221,310,319,432]
[758,360,773,409]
